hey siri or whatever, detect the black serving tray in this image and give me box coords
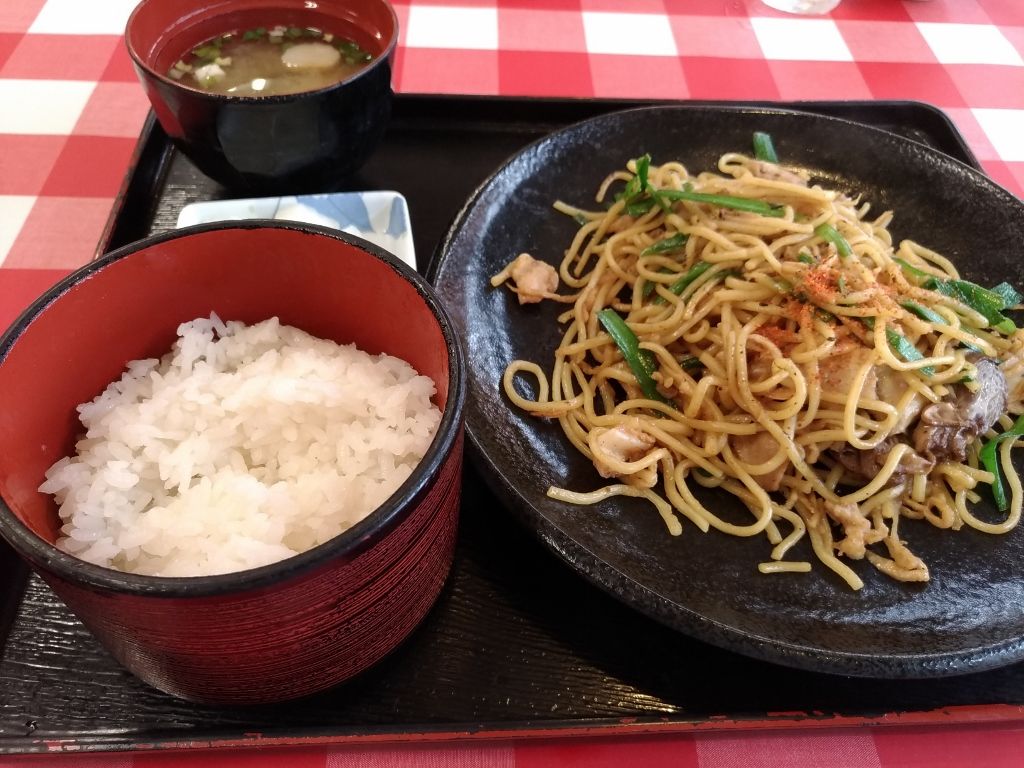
[3,95,1023,756]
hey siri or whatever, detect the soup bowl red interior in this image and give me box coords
[126,0,398,192]
[0,222,465,704]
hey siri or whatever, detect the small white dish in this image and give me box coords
[176,191,416,268]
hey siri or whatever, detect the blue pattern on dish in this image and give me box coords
[301,194,374,233]
[176,191,416,268]
[387,196,408,237]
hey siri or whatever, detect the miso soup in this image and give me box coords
[169,25,374,96]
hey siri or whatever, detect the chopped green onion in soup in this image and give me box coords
[169,25,375,96]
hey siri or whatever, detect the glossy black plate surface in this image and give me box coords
[432,104,1024,678]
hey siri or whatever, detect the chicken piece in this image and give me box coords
[508,253,558,304]
[589,422,656,480]
[731,430,789,492]
[866,537,929,582]
[824,499,883,560]
[818,345,878,403]
[834,436,934,486]
[912,357,1007,463]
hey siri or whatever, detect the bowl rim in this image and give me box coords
[124,0,400,102]
[0,220,467,597]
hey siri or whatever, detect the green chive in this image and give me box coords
[815,308,838,324]
[901,300,946,326]
[901,299,986,353]
[814,222,852,258]
[991,281,1023,308]
[797,251,815,265]
[886,328,933,375]
[597,309,669,404]
[925,278,1018,334]
[655,188,785,218]
[753,132,778,163]
[191,45,220,60]
[639,232,691,296]
[979,413,1024,511]
[863,317,934,376]
[901,299,984,353]
[897,259,1020,334]
[641,267,675,299]
[625,198,658,217]
[636,153,651,192]
[893,257,932,284]
[653,261,713,305]
[909,301,987,354]
[617,154,654,215]
[619,177,640,202]
[641,233,688,256]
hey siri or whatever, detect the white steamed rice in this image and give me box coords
[40,314,442,577]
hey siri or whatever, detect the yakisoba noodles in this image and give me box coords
[490,137,1024,591]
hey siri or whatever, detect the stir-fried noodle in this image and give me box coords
[491,141,1024,590]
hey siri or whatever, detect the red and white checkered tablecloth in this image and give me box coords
[3,0,1024,765]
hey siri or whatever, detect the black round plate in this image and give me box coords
[431,105,1024,678]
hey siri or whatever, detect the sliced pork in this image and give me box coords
[835,436,934,485]
[912,357,1007,463]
